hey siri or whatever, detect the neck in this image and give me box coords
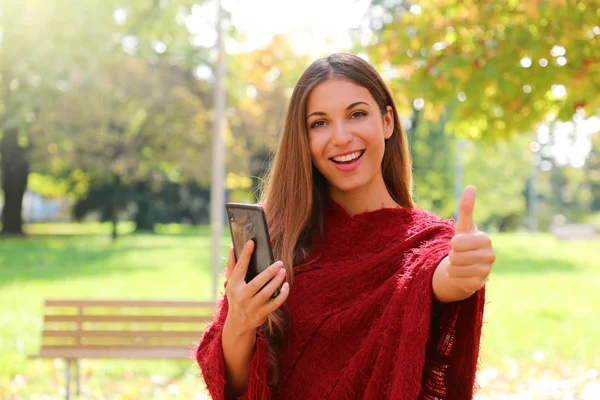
[327,173,400,216]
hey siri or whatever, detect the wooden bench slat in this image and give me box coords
[43,330,205,338]
[31,299,216,366]
[34,345,194,359]
[44,315,212,323]
[45,299,215,308]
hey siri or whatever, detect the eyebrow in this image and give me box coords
[306,101,370,120]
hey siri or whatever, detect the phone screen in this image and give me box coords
[226,203,276,287]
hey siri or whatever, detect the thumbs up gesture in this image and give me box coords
[433,186,496,302]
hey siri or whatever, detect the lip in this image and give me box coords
[329,150,365,172]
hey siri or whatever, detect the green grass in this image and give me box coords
[0,222,229,399]
[0,224,598,398]
[479,233,600,371]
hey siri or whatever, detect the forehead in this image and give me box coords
[306,78,374,113]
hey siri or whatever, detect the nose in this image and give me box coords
[331,121,353,147]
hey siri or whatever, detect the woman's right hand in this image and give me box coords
[223,240,290,337]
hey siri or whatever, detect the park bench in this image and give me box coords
[550,223,598,240]
[29,299,217,399]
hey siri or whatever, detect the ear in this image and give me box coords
[383,105,394,140]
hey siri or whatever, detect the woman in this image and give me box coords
[196,53,495,399]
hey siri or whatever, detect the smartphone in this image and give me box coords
[225,202,280,298]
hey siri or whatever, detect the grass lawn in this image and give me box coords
[0,223,598,399]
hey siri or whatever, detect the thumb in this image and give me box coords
[455,186,477,234]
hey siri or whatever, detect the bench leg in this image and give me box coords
[75,359,81,397]
[65,359,72,400]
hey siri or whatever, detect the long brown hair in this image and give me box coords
[258,53,414,384]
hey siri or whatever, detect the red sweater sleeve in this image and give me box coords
[195,294,272,399]
[415,220,486,400]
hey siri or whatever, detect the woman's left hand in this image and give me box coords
[447,186,495,295]
[433,186,495,302]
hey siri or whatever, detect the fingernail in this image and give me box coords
[274,260,283,268]
[246,240,253,248]
[282,282,289,291]
[278,268,286,277]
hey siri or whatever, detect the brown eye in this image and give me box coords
[310,120,326,129]
[351,111,367,119]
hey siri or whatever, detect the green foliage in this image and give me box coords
[463,134,531,231]
[409,110,456,217]
[35,55,211,182]
[407,110,530,230]
[225,35,312,180]
[0,0,219,232]
[27,170,90,200]
[368,0,600,139]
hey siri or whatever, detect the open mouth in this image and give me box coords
[330,150,365,164]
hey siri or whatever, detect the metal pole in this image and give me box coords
[529,132,540,232]
[210,0,226,301]
[65,359,71,400]
[75,360,81,397]
[529,159,539,232]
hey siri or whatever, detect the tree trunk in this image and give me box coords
[111,174,120,240]
[0,128,29,235]
[134,180,155,232]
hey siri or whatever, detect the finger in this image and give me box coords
[244,260,284,298]
[252,267,287,304]
[448,248,496,266]
[225,246,236,278]
[447,263,492,279]
[455,186,477,234]
[451,231,492,252]
[261,282,290,315]
[231,240,254,282]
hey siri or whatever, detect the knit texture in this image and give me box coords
[196,197,485,399]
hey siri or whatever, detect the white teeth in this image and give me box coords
[332,151,362,162]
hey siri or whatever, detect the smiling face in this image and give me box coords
[306,78,394,198]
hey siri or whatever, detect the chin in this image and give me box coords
[326,176,369,194]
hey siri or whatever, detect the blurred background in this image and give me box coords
[0,0,599,398]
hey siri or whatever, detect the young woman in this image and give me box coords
[196,53,495,399]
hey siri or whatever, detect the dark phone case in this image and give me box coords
[225,202,280,298]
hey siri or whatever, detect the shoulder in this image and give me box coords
[398,209,456,266]
[404,207,456,238]
[411,207,454,226]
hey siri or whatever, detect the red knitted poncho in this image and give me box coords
[196,197,485,399]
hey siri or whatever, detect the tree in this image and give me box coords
[35,56,211,236]
[0,128,29,234]
[462,134,532,231]
[0,0,129,233]
[0,0,216,234]
[0,0,92,234]
[406,106,531,230]
[407,108,456,217]
[367,0,600,139]
[226,34,311,200]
